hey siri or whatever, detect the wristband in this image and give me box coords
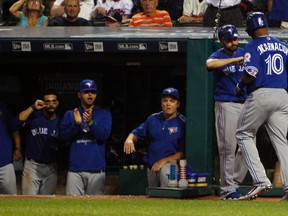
[16,147,21,151]
[31,104,36,112]
[88,120,94,127]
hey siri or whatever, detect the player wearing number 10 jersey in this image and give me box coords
[243,29,288,94]
[236,12,288,201]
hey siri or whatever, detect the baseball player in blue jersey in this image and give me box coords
[0,103,21,194]
[236,12,288,201]
[124,87,186,187]
[17,92,61,195]
[60,79,112,195]
[206,25,249,200]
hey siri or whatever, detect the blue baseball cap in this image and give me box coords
[79,79,97,92]
[161,87,180,100]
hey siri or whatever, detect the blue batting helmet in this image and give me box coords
[246,12,268,36]
[218,25,239,40]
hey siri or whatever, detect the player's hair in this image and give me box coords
[42,91,59,99]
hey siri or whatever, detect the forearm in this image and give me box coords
[19,105,35,121]
[9,0,25,17]
[12,131,22,161]
[126,133,138,143]
[123,133,138,154]
[50,5,65,18]
[206,58,239,70]
[162,151,184,164]
[12,131,21,150]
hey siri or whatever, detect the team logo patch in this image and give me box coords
[245,66,258,77]
[258,17,265,27]
[85,81,93,88]
[168,127,178,134]
[244,52,251,63]
[223,65,236,75]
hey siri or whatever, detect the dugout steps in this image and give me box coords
[146,186,212,198]
[146,185,284,198]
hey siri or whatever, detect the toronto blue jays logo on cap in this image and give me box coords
[161,87,180,100]
[79,79,97,92]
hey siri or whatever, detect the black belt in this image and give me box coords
[75,170,105,173]
[26,157,52,164]
[218,100,244,104]
[209,4,240,11]
[91,170,105,173]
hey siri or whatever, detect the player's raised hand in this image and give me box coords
[34,100,46,110]
[73,108,82,125]
[83,108,92,123]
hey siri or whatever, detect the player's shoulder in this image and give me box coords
[208,48,224,59]
[236,47,245,55]
[149,112,162,119]
[177,113,186,123]
[94,106,111,116]
[62,109,75,118]
[272,36,288,46]
[237,46,245,52]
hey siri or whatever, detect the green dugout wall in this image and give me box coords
[186,39,214,174]
[186,39,246,177]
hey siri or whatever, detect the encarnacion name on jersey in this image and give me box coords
[257,42,288,55]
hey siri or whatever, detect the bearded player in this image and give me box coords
[60,79,112,195]
[18,92,61,195]
[206,25,249,200]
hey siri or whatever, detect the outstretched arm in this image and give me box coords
[206,56,244,70]
[19,99,46,121]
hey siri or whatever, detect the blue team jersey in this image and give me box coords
[59,106,112,172]
[243,36,288,94]
[132,111,186,169]
[0,104,17,167]
[17,110,61,163]
[208,47,246,102]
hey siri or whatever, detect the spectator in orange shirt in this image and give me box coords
[129,0,172,27]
